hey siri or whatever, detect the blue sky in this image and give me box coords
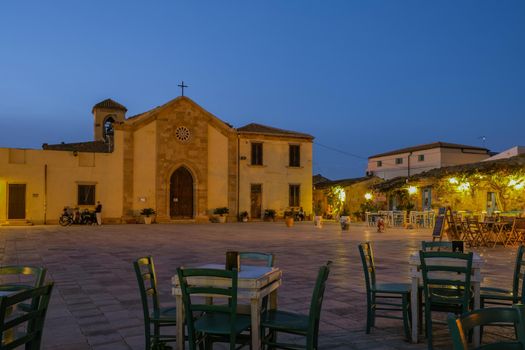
[1,1,524,179]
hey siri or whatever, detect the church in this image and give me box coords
[0,96,313,225]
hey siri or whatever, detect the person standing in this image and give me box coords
[95,201,102,225]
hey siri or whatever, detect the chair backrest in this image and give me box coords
[177,267,239,348]
[306,261,332,349]
[510,245,525,303]
[358,242,376,294]
[0,266,46,292]
[133,257,160,325]
[447,304,525,350]
[419,251,473,313]
[421,241,453,252]
[513,218,525,232]
[239,252,274,267]
[0,283,54,350]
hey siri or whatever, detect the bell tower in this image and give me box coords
[92,98,127,141]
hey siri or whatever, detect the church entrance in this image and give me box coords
[8,184,26,220]
[170,167,194,218]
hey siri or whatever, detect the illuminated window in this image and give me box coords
[251,143,263,165]
[395,158,403,165]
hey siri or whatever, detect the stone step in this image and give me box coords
[1,220,34,226]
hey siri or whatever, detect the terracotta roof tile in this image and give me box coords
[237,123,313,139]
[92,98,127,112]
[42,141,112,153]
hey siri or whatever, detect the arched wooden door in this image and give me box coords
[170,167,194,218]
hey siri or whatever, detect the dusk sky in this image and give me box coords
[1,1,524,179]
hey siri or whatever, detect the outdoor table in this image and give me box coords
[366,212,390,227]
[172,264,282,350]
[409,251,484,345]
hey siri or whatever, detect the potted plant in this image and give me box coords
[140,208,156,224]
[339,208,350,231]
[264,209,276,222]
[314,203,323,228]
[284,210,294,227]
[239,211,249,222]
[213,207,229,223]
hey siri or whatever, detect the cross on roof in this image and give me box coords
[178,81,189,96]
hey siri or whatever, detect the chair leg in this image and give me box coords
[402,294,410,341]
[426,306,433,350]
[366,295,373,333]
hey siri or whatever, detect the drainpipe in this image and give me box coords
[407,152,412,178]
[237,135,240,218]
[44,164,47,224]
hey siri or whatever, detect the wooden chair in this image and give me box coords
[465,217,488,247]
[176,267,251,350]
[0,283,54,350]
[419,251,473,350]
[133,257,177,350]
[358,242,411,340]
[421,241,453,252]
[507,218,525,247]
[481,245,525,307]
[260,261,332,350]
[447,304,525,350]
[239,252,274,267]
[0,266,47,312]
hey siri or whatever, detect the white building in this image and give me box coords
[483,146,525,162]
[367,142,491,180]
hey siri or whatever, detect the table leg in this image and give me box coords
[251,297,262,350]
[269,289,278,310]
[411,275,419,343]
[176,294,185,350]
[473,280,481,347]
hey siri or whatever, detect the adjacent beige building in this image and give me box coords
[367,142,491,180]
[0,96,313,225]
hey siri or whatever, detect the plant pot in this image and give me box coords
[218,215,226,224]
[314,215,323,228]
[242,217,248,222]
[285,217,294,227]
[144,216,152,225]
[340,216,350,231]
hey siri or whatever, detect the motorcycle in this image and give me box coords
[59,207,96,226]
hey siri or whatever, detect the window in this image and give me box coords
[103,115,116,141]
[251,143,263,165]
[289,184,300,207]
[289,145,300,167]
[376,160,382,167]
[418,154,425,162]
[395,157,403,165]
[78,185,95,205]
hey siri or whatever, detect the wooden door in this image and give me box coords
[8,184,26,220]
[170,167,194,218]
[250,184,262,219]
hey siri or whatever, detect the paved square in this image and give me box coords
[0,222,517,349]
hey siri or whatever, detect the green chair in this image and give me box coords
[176,267,251,350]
[421,241,453,252]
[481,245,525,307]
[447,304,525,350]
[0,283,54,350]
[239,252,274,267]
[358,242,411,340]
[133,257,177,350]
[420,251,473,350]
[260,261,332,350]
[0,266,47,312]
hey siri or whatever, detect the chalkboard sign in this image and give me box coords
[438,207,446,215]
[432,215,445,239]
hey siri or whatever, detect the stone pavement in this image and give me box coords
[0,222,518,349]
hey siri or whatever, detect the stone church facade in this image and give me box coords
[0,96,313,224]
